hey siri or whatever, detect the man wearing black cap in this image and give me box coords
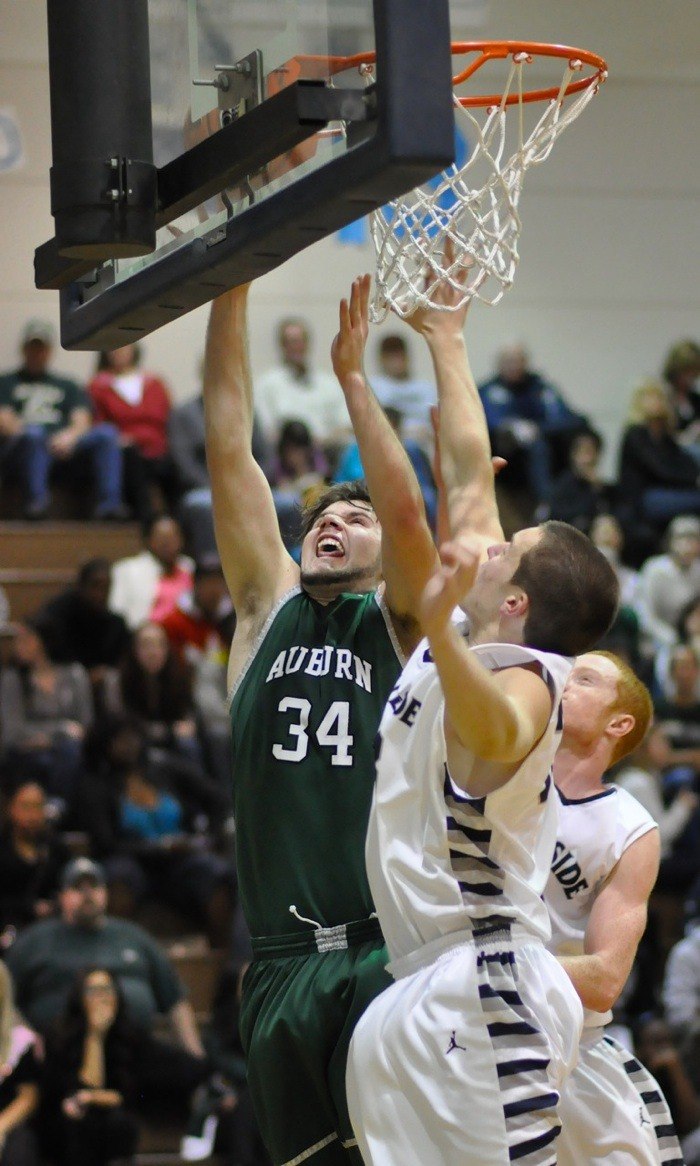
[6,857,205,1058]
[0,320,124,519]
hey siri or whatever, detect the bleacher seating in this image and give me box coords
[0,520,141,619]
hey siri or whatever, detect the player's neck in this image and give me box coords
[553,740,611,798]
[466,614,503,646]
[302,578,375,605]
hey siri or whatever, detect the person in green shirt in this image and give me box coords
[0,319,124,519]
[203,278,439,1166]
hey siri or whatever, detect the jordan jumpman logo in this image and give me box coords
[446,1031,467,1055]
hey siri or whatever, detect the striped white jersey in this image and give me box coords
[366,637,572,964]
[545,784,657,1028]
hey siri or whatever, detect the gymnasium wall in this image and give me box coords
[1,0,698,475]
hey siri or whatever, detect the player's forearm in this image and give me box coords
[203,288,256,453]
[428,625,537,764]
[341,373,426,529]
[427,333,489,481]
[559,952,623,1014]
[425,333,500,540]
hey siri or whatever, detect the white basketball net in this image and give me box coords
[368,52,604,322]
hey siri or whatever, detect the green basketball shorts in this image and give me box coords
[239,920,391,1166]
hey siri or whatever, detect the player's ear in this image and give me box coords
[608,712,635,740]
[500,589,528,620]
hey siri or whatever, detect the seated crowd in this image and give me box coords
[0,317,700,1163]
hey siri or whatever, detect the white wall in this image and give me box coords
[1,0,699,474]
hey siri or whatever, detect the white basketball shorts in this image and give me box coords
[557,1030,683,1165]
[346,925,583,1166]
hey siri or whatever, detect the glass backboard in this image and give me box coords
[36,0,454,349]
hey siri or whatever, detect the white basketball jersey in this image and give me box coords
[366,637,572,964]
[545,784,657,1028]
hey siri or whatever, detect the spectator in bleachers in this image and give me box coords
[200,906,270,1166]
[620,727,700,956]
[0,587,9,632]
[614,728,699,862]
[254,316,350,456]
[588,514,642,667]
[655,644,700,732]
[191,648,233,801]
[76,714,233,946]
[31,558,131,714]
[633,515,700,655]
[109,515,193,631]
[648,680,700,914]
[0,780,70,942]
[88,344,176,522]
[544,427,615,531]
[111,622,202,767]
[0,319,124,520]
[370,333,435,449]
[478,340,588,508]
[169,383,269,560]
[653,593,700,704]
[39,966,143,1166]
[634,1015,700,1164]
[0,623,93,812]
[333,405,437,530]
[79,712,227,862]
[0,963,40,1166]
[5,859,208,1066]
[268,419,329,500]
[158,557,234,666]
[158,559,235,790]
[663,339,700,458]
[590,514,639,606]
[663,918,700,1045]
[617,380,700,535]
[679,594,700,648]
[267,420,329,551]
[0,590,14,677]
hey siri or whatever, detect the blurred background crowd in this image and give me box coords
[1,315,700,1164]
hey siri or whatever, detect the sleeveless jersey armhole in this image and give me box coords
[228,586,302,708]
[375,591,407,669]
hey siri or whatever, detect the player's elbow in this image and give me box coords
[583,981,620,1014]
[580,960,626,1014]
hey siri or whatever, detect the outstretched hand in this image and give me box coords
[331,273,371,390]
[420,538,480,639]
[403,238,473,339]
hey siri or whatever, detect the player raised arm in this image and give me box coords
[559,829,660,1014]
[420,539,552,796]
[331,274,438,646]
[406,267,503,550]
[203,287,298,616]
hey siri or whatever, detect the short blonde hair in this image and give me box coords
[590,651,653,765]
[627,379,675,428]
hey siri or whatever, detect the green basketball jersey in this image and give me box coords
[230,587,403,936]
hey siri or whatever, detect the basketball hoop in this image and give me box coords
[325,41,607,321]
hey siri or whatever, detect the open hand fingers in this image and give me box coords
[359,272,371,322]
[338,297,350,334]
